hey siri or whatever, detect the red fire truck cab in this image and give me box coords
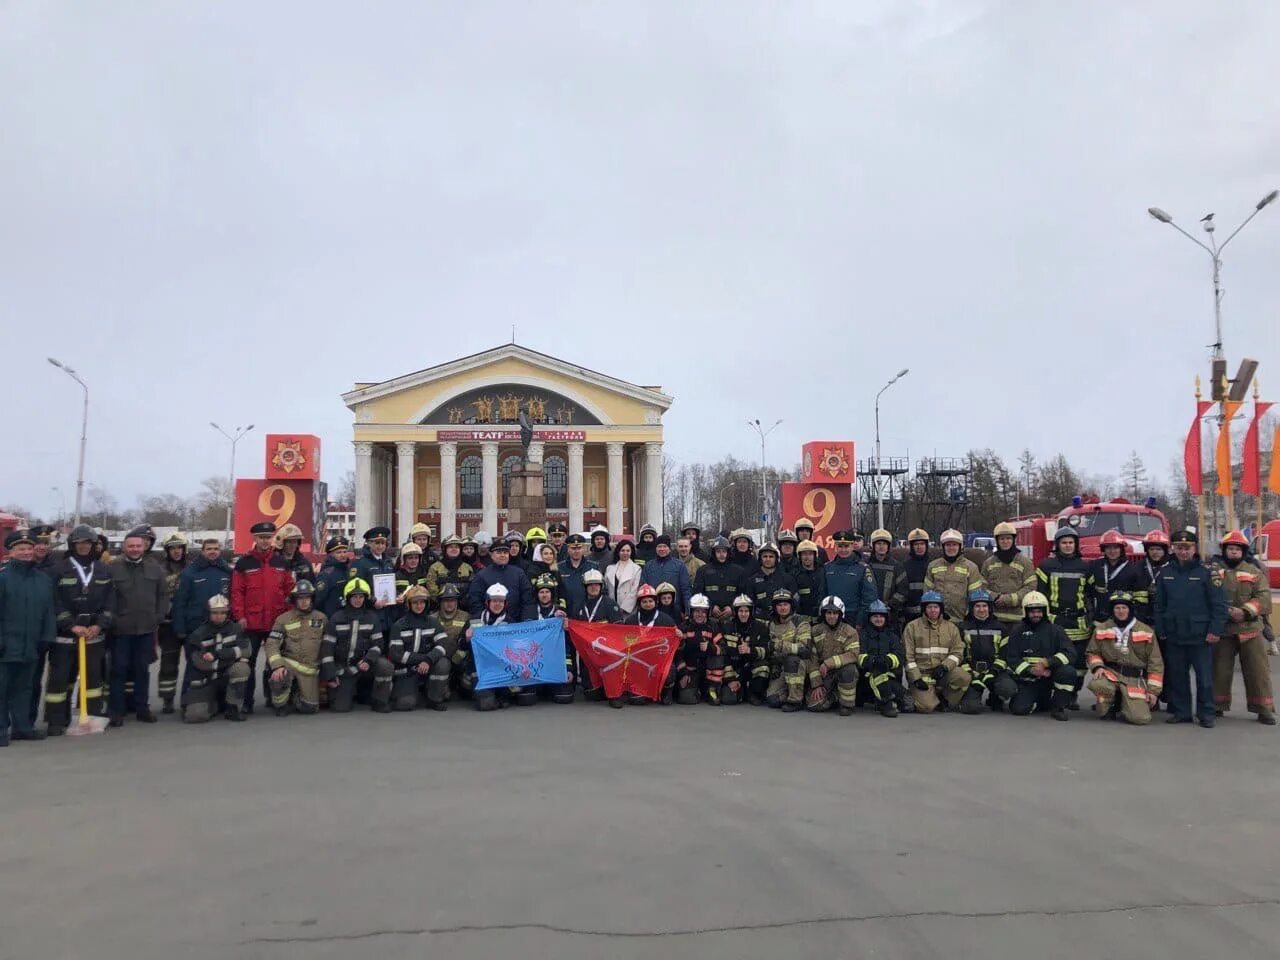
[0,511,25,563]
[1252,519,1280,591]
[1007,496,1169,565]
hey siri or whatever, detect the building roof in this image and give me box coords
[342,343,673,411]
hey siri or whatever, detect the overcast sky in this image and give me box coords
[3,1,1277,520]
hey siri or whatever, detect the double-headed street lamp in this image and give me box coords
[747,418,783,539]
[1148,188,1277,360]
[210,423,254,548]
[875,368,910,531]
[47,358,88,525]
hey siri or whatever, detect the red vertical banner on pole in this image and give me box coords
[1184,401,1213,495]
[1241,402,1274,496]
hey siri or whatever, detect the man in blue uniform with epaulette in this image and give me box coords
[1154,529,1227,728]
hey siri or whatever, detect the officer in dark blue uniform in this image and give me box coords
[1153,530,1227,728]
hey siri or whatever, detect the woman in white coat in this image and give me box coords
[605,540,643,615]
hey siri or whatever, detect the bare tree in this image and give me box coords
[334,470,356,508]
[1121,451,1148,500]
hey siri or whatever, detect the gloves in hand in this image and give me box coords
[913,679,929,691]
[932,664,950,684]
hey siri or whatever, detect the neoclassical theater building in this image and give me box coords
[342,344,673,543]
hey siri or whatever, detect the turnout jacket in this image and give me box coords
[53,555,115,639]
[902,615,963,682]
[1131,556,1167,626]
[314,556,358,617]
[901,552,932,620]
[1005,617,1074,678]
[980,549,1037,624]
[184,619,251,676]
[574,592,621,624]
[1036,552,1093,642]
[274,548,316,586]
[959,614,1007,688]
[767,614,811,659]
[857,622,904,676]
[1086,617,1164,694]
[679,618,721,667]
[320,606,384,679]
[724,616,769,673]
[693,557,747,618]
[866,554,906,618]
[1210,556,1270,639]
[1088,557,1143,623]
[746,565,797,618]
[432,606,471,668]
[387,610,448,670]
[923,555,983,623]
[809,620,860,670]
[426,556,475,603]
[791,564,826,619]
[265,607,328,672]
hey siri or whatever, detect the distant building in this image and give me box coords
[325,504,356,543]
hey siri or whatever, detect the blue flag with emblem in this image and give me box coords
[471,618,567,690]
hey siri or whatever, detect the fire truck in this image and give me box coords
[0,511,25,562]
[1007,496,1169,564]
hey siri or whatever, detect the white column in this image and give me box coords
[567,441,585,533]
[354,441,374,543]
[606,442,625,535]
[527,440,544,465]
[645,441,664,531]
[439,441,458,539]
[481,441,499,535]
[395,441,416,544]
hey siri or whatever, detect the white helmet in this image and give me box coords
[820,595,846,614]
[939,528,964,546]
[689,593,711,611]
[474,530,493,547]
[486,583,509,600]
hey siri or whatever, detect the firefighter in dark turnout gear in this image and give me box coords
[432,584,472,702]
[1089,530,1142,623]
[806,596,861,715]
[181,594,251,723]
[866,529,906,623]
[1154,530,1227,727]
[391,543,431,621]
[792,519,830,564]
[792,540,827,620]
[156,532,189,713]
[387,585,451,711]
[723,594,765,705]
[46,525,115,735]
[467,584,515,711]
[532,573,574,705]
[748,543,796,618]
[777,528,801,575]
[856,600,906,717]
[900,528,933,623]
[674,595,718,704]
[1132,529,1171,629]
[996,591,1074,720]
[693,537,746,625]
[1036,525,1094,706]
[958,589,1008,714]
[321,578,392,712]
[573,569,620,701]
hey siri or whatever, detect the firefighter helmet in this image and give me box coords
[656,581,677,596]
[777,528,799,545]
[1054,526,1080,543]
[731,594,755,609]
[993,521,1017,538]
[442,535,463,548]
[1143,529,1171,548]
[582,569,605,585]
[403,585,430,604]
[399,542,423,558]
[771,588,794,606]
[689,593,711,610]
[819,595,846,614]
[869,528,892,545]
[409,522,432,538]
[533,574,558,593]
[709,536,731,552]
[162,532,188,550]
[1109,591,1135,608]
[757,542,779,557]
[921,590,944,607]
[867,600,890,617]
[1099,530,1126,548]
[525,526,548,543]
[1221,530,1249,549]
[276,523,304,543]
[485,583,509,600]
[290,580,316,600]
[69,524,96,545]
[344,578,371,598]
[636,584,657,600]
[968,588,993,605]
[439,583,462,601]
[207,594,231,613]
[1022,591,1049,612]
[797,539,819,554]
[939,529,964,546]
[907,528,930,543]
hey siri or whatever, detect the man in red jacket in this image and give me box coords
[231,521,294,714]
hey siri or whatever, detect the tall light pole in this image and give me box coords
[747,418,782,539]
[47,358,88,525]
[210,423,254,548]
[721,481,742,535]
[1148,188,1277,360]
[875,368,910,532]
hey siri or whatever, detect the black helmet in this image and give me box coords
[709,536,731,552]
[290,580,316,600]
[439,583,462,601]
[69,524,96,545]
[127,524,156,546]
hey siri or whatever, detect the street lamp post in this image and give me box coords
[46,358,88,525]
[719,480,737,533]
[747,418,783,540]
[1147,189,1277,360]
[874,369,910,532]
[210,423,254,548]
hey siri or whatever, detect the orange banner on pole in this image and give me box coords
[1270,426,1280,496]
[1215,401,1243,496]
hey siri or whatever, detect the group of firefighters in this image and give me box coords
[0,514,1272,744]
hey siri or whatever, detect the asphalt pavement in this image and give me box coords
[3,669,1279,960]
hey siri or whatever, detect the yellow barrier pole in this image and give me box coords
[77,635,89,728]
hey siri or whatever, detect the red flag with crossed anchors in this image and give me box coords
[567,622,680,702]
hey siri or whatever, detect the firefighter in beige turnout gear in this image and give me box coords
[981,522,1037,626]
[805,596,861,715]
[266,580,328,716]
[903,590,967,712]
[924,529,983,623]
[1211,531,1275,724]
[1085,591,1164,725]
[765,589,811,712]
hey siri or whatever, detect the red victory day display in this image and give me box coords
[265,434,322,481]
[780,483,852,551]
[567,622,680,702]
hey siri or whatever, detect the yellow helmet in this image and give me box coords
[993,521,1017,538]
[399,542,423,557]
[869,528,892,544]
[162,532,188,549]
[409,522,433,538]
[525,526,548,542]
[1022,591,1049,612]
[907,528,930,543]
[797,539,819,554]
[656,582,677,596]
[939,529,964,546]
[403,585,430,604]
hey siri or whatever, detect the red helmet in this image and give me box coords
[1143,529,1170,548]
[1221,530,1249,549]
[1099,530,1126,548]
[636,584,657,600]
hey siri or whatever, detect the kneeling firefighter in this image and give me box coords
[996,591,1075,721]
[806,595,861,715]
[857,600,906,717]
[387,585,450,711]
[265,580,328,717]
[321,578,393,713]
[181,595,251,723]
